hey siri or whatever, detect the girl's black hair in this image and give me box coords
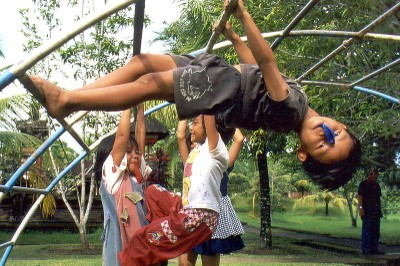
[302,130,361,190]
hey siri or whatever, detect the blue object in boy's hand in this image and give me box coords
[322,123,335,144]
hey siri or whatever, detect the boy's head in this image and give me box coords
[297,116,361,190]
[367,168,378,182]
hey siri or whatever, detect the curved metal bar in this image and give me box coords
[0,0,139,91]
[295,2,400,82]
[353,86,399,104]
[45,152,88,193]
[205,0,238,54]
[300,80,399,105]
[350,58,400,88]
[0,245,13,266]
[271,0,320,50]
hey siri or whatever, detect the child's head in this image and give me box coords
[94,133,141,180]
[189,115,207,144]
[367,168,378,181]
[126,133,142,174]
[297,116,361,190]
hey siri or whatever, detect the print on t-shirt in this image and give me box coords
[182,148,200,206]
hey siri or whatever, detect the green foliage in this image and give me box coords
[158,0,400,181]
[0,95,31,130]
[381,186,400,217]
[228,171,251,197]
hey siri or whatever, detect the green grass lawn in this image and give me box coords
[2,230,358,266]
[1,196,399,265]
[233,196,400,245]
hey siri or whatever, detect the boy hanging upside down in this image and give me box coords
[31,0,360,190]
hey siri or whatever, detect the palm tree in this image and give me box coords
[0,94,57,218]
[294,191,347,215]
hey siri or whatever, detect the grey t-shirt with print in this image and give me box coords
[218,64,308,133]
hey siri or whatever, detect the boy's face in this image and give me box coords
[189,115,206,144]
[368,170,378,181]
[298,116,353,164]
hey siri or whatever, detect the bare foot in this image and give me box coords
[29,76,71,119]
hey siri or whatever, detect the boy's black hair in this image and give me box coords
[94,132,138,181]
[302,131,361,190]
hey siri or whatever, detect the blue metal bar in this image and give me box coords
[190,48,206,57]
[0,69,16,92]
[0,241,13,249]
[0,2,142,265]
[3,127,65,192]
[144,102,171,116]
[45,151,88,194]
[353,86,399,104]
[0,246,13,266]
[350,58,400,88]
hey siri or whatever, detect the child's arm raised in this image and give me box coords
[228,128,244,167]
[222,21,256,65]
[204,115,219,151]
[176,120,190,164]
[111,109,132,167]
[226,0,288,101]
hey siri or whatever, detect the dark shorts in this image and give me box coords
[170,53,241,120]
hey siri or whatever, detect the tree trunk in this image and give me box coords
[257,151,272,249]
[325,202,329,216]
[344,190,357,227]
[79,224,90,252]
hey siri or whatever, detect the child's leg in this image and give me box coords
[201,254,220,266]
[77,54,177,91]
[178,250,197,266]
[31,69,175,119]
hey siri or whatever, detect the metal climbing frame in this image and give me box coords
[0,1,140,265]
[0,0,399,264]
[0,0,239,264]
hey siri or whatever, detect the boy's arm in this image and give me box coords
[176,120,190,164]
[222,22,256,64]
[111,109,131,166]
[204,115,219,151]
[227,0,288,101]
[135,103,146,157]
[228,128,244,167]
